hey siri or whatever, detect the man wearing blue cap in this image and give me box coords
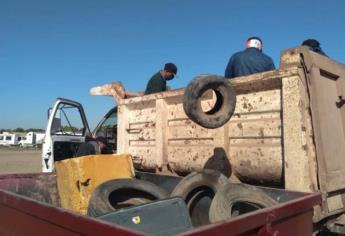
[225,37,275,79]
[144,63,178,95]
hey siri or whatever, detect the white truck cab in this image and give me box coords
[42,98,117,172]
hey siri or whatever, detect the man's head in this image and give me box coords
[302,39,320,48]
[246,37,263,51]
[162,63,177,80]
[302,39,326,55]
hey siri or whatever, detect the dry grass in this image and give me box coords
[0,146,41,174]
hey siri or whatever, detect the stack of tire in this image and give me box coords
[169,170,278,226]
[178,75,277,225]
[87,169,277,227]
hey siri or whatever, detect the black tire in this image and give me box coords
[171,170,230,226]
[87,178,169,217]
[183,75,236,129]
[209,184,278,223]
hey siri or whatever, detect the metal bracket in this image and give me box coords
[126,128,142,134]
[336,96,345,108]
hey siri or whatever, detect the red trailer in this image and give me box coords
[0,172,321,236]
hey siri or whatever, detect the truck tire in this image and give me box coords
[209,184,278,223]
[87,179,169,217]
[171,170,230,226]
[183,75,236,129]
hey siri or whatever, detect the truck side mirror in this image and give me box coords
[47,108,52,119]
[51,118,61,133]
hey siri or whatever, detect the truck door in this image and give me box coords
[42,98,91,172]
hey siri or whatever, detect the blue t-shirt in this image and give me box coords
[225,48,275,78]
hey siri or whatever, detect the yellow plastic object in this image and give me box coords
[55,154,135,215]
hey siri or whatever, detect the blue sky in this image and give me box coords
[1,0,344,130]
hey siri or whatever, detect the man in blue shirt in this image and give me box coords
[225,37,275,79]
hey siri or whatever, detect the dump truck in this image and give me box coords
[0,46,344,235]
[113,46,345,233]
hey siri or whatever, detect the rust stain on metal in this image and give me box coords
[247,103,254,112]
[240,160,252,167]
[258,148,264,157]
[193,154,199,161]
[259,128,264,137]
[302,145,307,151]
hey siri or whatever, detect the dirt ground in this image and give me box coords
[0,146,41,174]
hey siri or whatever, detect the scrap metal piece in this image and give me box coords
[90,82,126,103]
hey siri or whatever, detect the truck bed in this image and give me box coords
[115,47,345,224]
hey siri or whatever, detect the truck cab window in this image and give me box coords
[51,104,85,136]
[96,112,117,138]
[95,110,117,152]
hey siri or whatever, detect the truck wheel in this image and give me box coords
[209,184,278,223]
[171,170,229,226]
[87,179,169,217]
[183,75,236,129]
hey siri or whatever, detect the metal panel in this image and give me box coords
[281,47,345,218]
[308,63,345,193]
[117,70,297,182]
[55,154,135,214]
[179,192,321,236]
[0,189,143,236]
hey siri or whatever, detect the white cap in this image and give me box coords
[246,37,262,51]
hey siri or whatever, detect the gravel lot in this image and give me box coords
[0,146,41,174]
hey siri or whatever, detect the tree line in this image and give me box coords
[0,126,82,134]
[0,128,45,133]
